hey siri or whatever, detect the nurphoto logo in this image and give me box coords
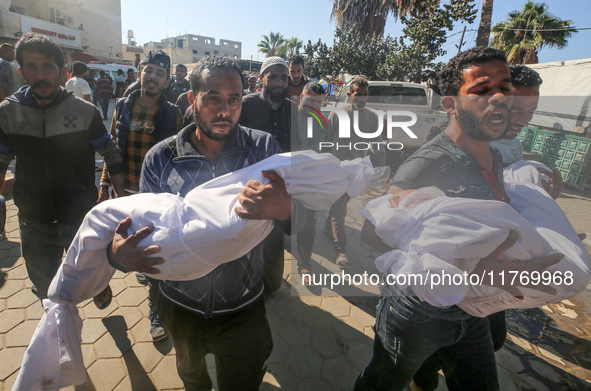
[306,107,420,152]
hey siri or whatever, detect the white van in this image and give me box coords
[87,62,138,81]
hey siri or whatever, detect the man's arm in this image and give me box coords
[89,108,124,198]
[234,169,293,222]
[539,167,564,199]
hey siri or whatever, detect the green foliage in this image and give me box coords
[388,0,476,82]
[258,32,286,58]
[306,0,476,82]
[258,33,303,59]
[491,1,577,64]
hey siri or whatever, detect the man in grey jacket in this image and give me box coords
[0,33,124,303]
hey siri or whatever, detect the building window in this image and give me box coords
[214,50,219,54]
[205,51,210,55]
[205,39,211,44]
[192,50,198,54]
[192,37,199,42]
[223,42,228,46]
[233,55,238,59]
[234,44,239,49]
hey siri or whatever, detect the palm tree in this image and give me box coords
[491,1,577,64]
[475,0,494,47]
[258,32,286,57]
[285,37,303,58]
[330,0,429,39]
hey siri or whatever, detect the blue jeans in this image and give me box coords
[98,96,110,118]
[19,215,83,299]
[354,285,499,391]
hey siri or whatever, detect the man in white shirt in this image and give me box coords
[65,61,92,102]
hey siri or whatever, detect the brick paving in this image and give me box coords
[0,181,590,390]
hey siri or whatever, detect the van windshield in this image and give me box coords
[368,85,427,106]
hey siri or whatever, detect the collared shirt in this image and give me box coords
[239,91,299,152]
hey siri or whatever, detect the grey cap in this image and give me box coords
[260,56,288,75]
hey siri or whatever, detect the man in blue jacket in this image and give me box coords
[107,55,306,390]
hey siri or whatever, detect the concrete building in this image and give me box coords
[0,0,126,65]
[155,34,242,63]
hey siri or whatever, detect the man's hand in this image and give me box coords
[235,170,292,221]
[471,230,563,299]
[97,185,110,204]
[109,217,164,274]
[539,167,564,199]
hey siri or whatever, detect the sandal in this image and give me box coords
[298,268,313,285]
[336,254,351,270]
[93,285,113,310]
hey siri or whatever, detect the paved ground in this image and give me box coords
[1,164,591,390]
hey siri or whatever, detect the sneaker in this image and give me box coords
[135,272,148,286]
[149,308,167,342]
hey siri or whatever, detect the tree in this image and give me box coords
[330,0,429,39]
[385,0,476,82]
[277,37,304,59]
[257,32,286,57]
[475,0,494,46]
[307,0,475,82]
[491,1,577,64]
[285,37,303,58]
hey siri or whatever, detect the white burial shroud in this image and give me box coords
[13,151,381,391]
[363,160,590,317]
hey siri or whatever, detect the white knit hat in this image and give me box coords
[260,56,288,75]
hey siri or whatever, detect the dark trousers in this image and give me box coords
[155,292,272,391]
[98,96,110,118]
[325,193,350,254]
[19,216,82,299]
[412,310,507,390]
[293,209,317,271]
[262,225,285,294]
[354,294,498,391]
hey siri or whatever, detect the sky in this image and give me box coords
[121,0,591,66]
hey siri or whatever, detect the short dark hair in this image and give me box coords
[99,70,106,77]
[288,55,305,67]
[350,76,369,91]
[117,69,124,75]
[0,43,14,53]
[510,65,543,88]
[127,68,134,74]
[303,81,325,95]
[15,33,64,69]
[439,47,508,96]
[189,55,244,95]
[176,64,187,71]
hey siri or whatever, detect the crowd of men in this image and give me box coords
[0,32,575,390]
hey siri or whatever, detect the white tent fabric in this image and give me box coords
[13,150,379,391]
[363,160,590,317]
[527,59,591,132]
